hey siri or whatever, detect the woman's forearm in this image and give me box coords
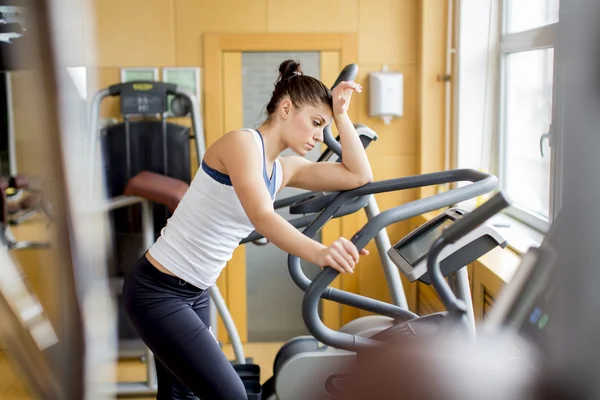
[335,113,373,183]
[254,211,326,265]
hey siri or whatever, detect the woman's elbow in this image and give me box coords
[249,208,276,234]
[354,172,373,188]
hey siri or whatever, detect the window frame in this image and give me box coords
[494,0,560,232]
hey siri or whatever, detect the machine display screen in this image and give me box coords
[516,281,554,347]
[121,92,165,115]
[120,83,167,115]
[394,216,455,265]
[495,248,556,349]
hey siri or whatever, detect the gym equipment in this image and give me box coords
[88,72,371,397]
[241,123,408,310]
[401,192,512,335]
[89,81,246,396]
[306,194,534,400]
[260,170,506,400]
[242,123,409,312]
[482,236,558,360]
[387,207,507,333]
[90,62,377,399]
[243,123,378,246]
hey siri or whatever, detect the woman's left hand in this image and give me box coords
[331,81,362,117]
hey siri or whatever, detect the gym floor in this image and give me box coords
[0,342,281,399]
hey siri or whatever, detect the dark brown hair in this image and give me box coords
[264,60,333,121]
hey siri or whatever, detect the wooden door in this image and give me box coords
[203,33,358,343]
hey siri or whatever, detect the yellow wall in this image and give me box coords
[6,1,450,338]
[7,0,513,339]
[76,0,453,326]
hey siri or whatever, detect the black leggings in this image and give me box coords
[122,254,247,400]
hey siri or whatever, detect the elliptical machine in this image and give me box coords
[261,170,508,399]
[88,81,253,396]
[241,122,410,314]
[243,63,410,313]
[297,193,518,400]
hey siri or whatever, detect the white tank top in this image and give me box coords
[148,129,283,289]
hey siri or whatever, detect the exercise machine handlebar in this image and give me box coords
[240,194,370,245]
[296,169,498,352]
[428,192,510,322]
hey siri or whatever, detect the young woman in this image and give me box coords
[122,59,373,400]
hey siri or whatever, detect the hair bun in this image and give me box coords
[278,59,303,80]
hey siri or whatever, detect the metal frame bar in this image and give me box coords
[6,72,16,175]
[364,195,408,309]
[448,268,476,335]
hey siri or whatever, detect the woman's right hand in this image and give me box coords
[315,237,369,274]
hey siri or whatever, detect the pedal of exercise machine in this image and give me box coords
[233,363,262,399]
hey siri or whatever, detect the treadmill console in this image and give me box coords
[387,208,507,284]
[108,81,177,115]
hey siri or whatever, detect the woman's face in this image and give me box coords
[284,101,333,156]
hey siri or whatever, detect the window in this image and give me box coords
[505,0,560,34]
[496,0,559,231]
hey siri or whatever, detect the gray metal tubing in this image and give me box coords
[273,192,318,209]
[241,214,316,244]
[291,169,497,297]
[208,285,246,365]
[88,88,110,191]
[299,170,498,352]
[174,87,205,159]
[272,126,377,210]
[323,123,377,161]
[442,191,510,244]
[426,238,472,340]
[354,124,378,141]
[318,124,377,163]
[241,195,370,245]
[8,241,51,251]
[6,72,16,175]
[429,192,510,332]
[303,268,381,352]
[209,298,217,344]
[141,200,154,250]
[449,268,476,336]
[332,64,359,88]
[116,348,158,396]
[147,351,158,389]
[364,195,408,309]
[116,382,157,397]
[116,200,158,395]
